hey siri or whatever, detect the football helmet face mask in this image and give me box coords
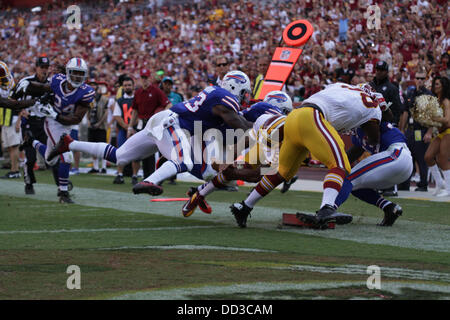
[264,90,293,115]
[220,70,251,105]
[0,61,14,91]
[357,82,375,95]
[66,57,88,88]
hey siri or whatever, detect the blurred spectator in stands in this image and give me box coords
[112,76,138,184]
[398,70,434,192]
[128,68,171,184]
[87,80,109,174]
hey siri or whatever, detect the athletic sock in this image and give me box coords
[334,178,353,208]
[198,172,227,197]
[321,167,346,208]
[33,141,47,158]
[69,141,117,163]
[144,160,178,185]
[93,158,99,170]
[429,164,445,188]
[245,173,284,208]
[351,188,391,209]
[443,169,450,192]
[58,162,71,191]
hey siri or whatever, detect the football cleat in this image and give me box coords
[281,176,298,194]
[182,191,208,217]
[113,175,125,184]
[230,201,252,228]
[132,181,163,196]
[59,191,74,204]
[0,171,20,179]
[315,204,338,225]
[378,203,402,226]
[186,187,212,214]
[131,176,139,186]
[47,133,73,162]
[332,212,353,225]
[25,184,35,195]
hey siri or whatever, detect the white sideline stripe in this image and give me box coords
[110,281,450,300]
[274,264,450,282]
[0,226,217,235]
[95,245,275,252]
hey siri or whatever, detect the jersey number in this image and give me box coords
[54,95,75,114]
[184,92,207,112]
[341,85,378,109]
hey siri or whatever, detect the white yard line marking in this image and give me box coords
[94,245,275,252]
[0,226,218,235]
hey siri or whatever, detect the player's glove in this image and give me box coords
[39,92,55,106]
[15,79,30,95]
[38,104,58,120]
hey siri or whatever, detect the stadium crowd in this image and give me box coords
[1,0,448,99]
[0,0,449,195]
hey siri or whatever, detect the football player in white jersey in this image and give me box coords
[230,83,385,228]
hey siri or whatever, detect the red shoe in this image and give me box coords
[132,181,163,196]
[186,187,212,214]
[47,133,73,162]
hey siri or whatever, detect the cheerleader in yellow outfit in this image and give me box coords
[424,76,450,197]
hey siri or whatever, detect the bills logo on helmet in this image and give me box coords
[225,74,247,84]
[266,93,288,103]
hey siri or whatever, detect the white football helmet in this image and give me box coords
[66,57,88,88]
[219,70,251,104]
[357,82,375,95]
[0,60,15,91]
[264,90,293,115]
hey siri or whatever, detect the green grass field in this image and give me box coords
[0,168,449,300]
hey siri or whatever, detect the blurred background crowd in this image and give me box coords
[1,0,448,100]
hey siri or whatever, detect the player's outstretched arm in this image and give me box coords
[0,96,37,110]
[55,102,90,126]
[212,104,252,131]
[14,81,51,97]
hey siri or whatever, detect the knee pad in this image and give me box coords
[115,148,130,167]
